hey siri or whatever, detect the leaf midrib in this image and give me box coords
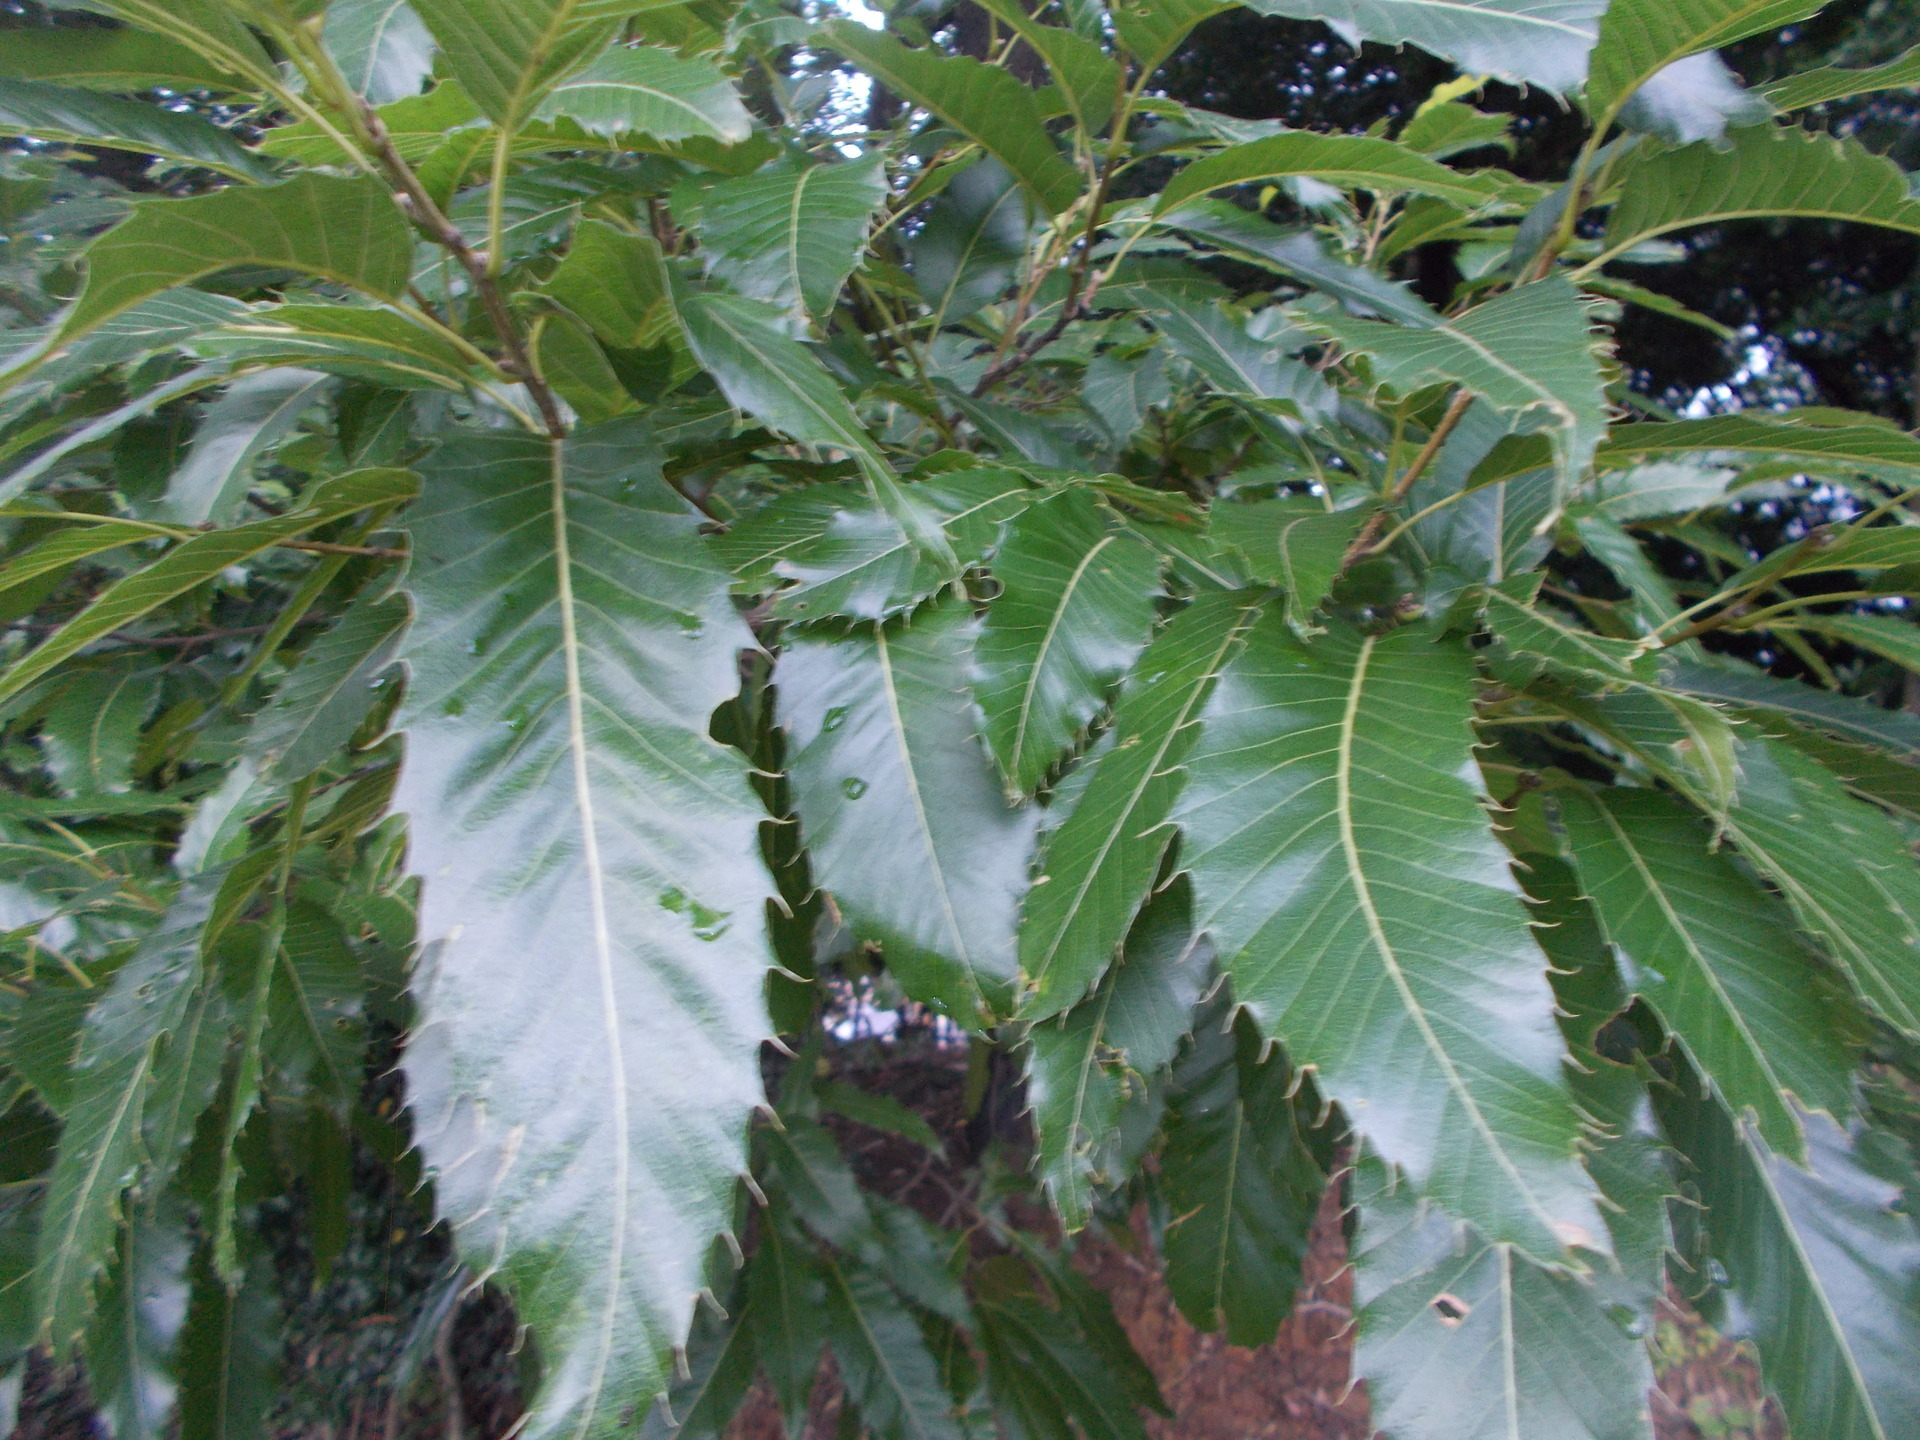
[1591,799,1797,1144]
[1009,534,1116,785]
[1332,633,1562,1245]
[874,620,982,1009]
[548,435,630,1440]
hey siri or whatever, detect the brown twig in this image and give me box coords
[1341,388,1475,566]
[356,100,568,440]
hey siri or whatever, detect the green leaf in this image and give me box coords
[38,660,157,799]
[673,156,888,325]
[1598,126,1920,268]
[1140,290,1333,418]
[1585,0,1818,134]
[818,1081,946,1155]
[974,488,1161,796]
[1662,660,1920,762]
[1520,853,1675,1307]
[1793,613,1920,672]
[674,286,884,469]
[160,367,334,525]
[819,24,1082,215]
[0,468,416,706]
[1305,277,1608,503]
[191,305,472,395]
[258,81,482,167]
[1582,460,1736,521]
[1577,697,1920,1037]
[1761,44,1920,110]
[822,1253,966,1440]
[1239,0,1604,91]
[1155,132,1500,216]
[1594,413,1920,485]
[1110,0,1234,74]
[545,220,676,350]
[0,79,273,182]
[85,1206,191,1440]
[1557,785,1858,1159]
[748,1206,829,1439]
[1209,497,1370,638]
[37,174,414,362]
[1177,613,1604,1258]
[0,29,245,92]
[535,44,752,142]
[1350,1149,1654,1440]
[1019,592,1260,1020]
[711,469,1030,623]
[1398,101,1515,160]
[1160,1010,1324,1347]
[1160,199,1441,326]
[780,597,1038,1024]
[1656,1071,1920,1440]
[974,0,1122,136]
[535,311,635,424]
[1027,880,1209,1229]
[1479,576,1659,686]
[406,0,629,126]
[393,428,775,1440]
[177,1246,279,1440]
[323,0,438,104]
[34,870,224,1349]
[38,0,276,97]
[975,1292,1151,1440]
[910,158,1039,328]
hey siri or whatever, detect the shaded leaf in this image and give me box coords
[1656,1071,1920,1440]
[1209,496,1370,637]
[712,469,1030,623]
[0,78,273,182]
[1558,785,1858,1158]
[0,468,416,705]
[1027,880,1209,1229]
[1161,1010,1324,1347]
[1304,277,1607,503]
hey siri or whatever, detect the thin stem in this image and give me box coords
[1661,590,1880,648]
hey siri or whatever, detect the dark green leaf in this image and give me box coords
[1656,1070,1920,1440]
[1209,496,1369,637]
[819,24,1082,215]
[1177,613,1604,1258]
[781,597,1038,1024]
[1019,592,1260,1020]
[39,174,414,359]
[1558,785,1859,1158]
[974,488,1161,795]
[0,78,273,182]
[1160,1011,1323,1347]
[1027,880,1209,1229]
